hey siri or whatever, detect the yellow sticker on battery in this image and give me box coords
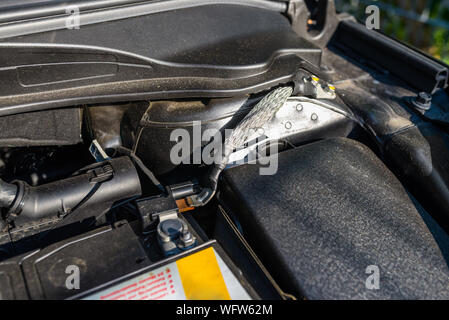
[84,247,250,300]
[176,247,230,300]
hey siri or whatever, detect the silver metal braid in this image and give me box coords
[190,86,293,207]
[224,86,294,151]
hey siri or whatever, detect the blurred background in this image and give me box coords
[334,0,449,64]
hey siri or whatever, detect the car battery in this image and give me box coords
[78,242,257,300]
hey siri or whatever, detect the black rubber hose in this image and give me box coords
[3,156,141,226]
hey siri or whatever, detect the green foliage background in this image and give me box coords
[334,0,449,64]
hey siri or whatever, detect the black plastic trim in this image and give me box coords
[332,20,449,94]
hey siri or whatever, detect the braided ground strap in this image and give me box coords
[225,86,293,151]
[195,86,293,206]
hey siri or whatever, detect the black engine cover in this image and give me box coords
[219,138,449,299]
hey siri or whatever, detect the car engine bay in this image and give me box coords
[0,0,449,300]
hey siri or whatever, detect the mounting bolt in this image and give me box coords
[412,92,432,111]
[311,113,318,121]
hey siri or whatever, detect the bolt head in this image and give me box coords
[160,219,183,237]
[417,92,432,105]
[412,92,432,111]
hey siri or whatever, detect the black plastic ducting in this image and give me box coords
[4,156,141,227]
